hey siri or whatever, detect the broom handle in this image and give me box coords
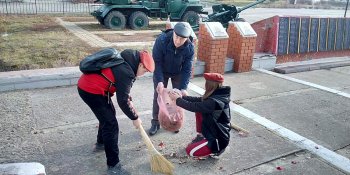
[230,122,249,134]
[138,125,158,152]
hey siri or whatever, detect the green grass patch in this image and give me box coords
[0,15,97,72]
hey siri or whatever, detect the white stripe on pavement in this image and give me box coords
[255,68,350,99]
[188,82,350,174]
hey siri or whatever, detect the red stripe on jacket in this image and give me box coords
[78,68,116,96]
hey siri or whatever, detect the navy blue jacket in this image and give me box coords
[152,30,194,90]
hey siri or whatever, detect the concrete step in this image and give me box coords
[274,57,350,74]
[0,162,46,175]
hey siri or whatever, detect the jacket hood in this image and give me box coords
[120,49,140,75]
[210,86,231,104]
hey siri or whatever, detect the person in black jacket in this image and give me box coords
[149,22,195,135]
[169,73,231,157]
[77,49,154,174]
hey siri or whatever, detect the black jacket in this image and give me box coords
[110,49,139,120]
[176,86,231,153]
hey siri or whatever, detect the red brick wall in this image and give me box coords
[251,16,279,54]
[198,23,228,74]
[227,23,257,72]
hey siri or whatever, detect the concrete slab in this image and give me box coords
[234,151,346,175]
[1,83,304,175]
[0,91,44,163]
[1,68,349,174]
[287,68,350,90]
[336,145,350,160]
[274,57,350,74]
[0,162,46,175]
[274,61,350,74]
[331,66,350,75]
[238,89,350,151]
[34,108,300,175]
[192,71,309,101]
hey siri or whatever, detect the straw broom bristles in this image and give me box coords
[138,125,174,175]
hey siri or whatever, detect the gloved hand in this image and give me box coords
[156,82,164,94]
[133,118,142,129]
[181,89,188,96]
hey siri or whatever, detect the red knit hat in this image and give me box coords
[139,50,155,72]
[203,73,224,83]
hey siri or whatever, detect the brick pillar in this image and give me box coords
[165,21,197,77]
[227,22,257,73]
[197,22,229,74]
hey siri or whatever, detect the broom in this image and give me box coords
[138,125,174,175]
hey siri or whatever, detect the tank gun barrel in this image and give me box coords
[237,0,266,13]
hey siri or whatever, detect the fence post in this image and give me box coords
[88,0,91,13]
[5,0,8,15]
[63,0,65,14]
[35,0,37,14]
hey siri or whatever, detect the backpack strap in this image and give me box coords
[100,73,115,104]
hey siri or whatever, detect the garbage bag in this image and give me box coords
[158,88,184,132]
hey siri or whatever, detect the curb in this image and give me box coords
[0,60,215,92]
[274,57,350,74]
[0,67,81,92]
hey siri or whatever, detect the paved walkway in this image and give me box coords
[1,66,350,175]
[57,18,156,48]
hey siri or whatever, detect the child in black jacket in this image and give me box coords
[169,73,231,157]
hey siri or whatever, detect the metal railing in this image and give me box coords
[0,0,102,15]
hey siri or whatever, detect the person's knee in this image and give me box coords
[185,141,212,157]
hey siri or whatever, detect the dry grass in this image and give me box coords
[60,16,96,22]
[0,15,97,72]
[0,15,194,73]
[76,22,166,31]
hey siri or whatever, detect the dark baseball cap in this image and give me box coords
[174,22,191,38]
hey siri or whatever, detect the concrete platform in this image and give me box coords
[1,69,350,174]
[1,64,350,174]
[274,57,350,74]
[0,162,46,175]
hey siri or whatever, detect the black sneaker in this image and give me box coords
[107,163,130,175]
[148,123,160,136]
[210,149,226,158]
[93,143,104,152]
[191,134,204,143]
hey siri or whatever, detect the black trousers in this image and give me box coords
[152,74,181,123]
[78,88,119,167]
